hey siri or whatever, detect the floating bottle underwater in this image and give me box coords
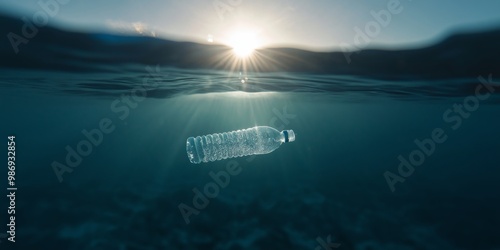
[186,126,295,164]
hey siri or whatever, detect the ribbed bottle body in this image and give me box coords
[186,126,295,164]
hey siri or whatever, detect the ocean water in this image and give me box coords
[1,14,500,250]
[1,67,500,250]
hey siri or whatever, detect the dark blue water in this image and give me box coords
[1,13,500,250]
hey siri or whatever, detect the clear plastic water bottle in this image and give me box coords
[186,126,295,164]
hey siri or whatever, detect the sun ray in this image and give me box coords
[227,31,260,58]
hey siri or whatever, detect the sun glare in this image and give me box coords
[228,32,260,58]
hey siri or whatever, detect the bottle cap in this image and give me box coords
[283,130,296,142]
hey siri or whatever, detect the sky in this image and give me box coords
[1,0,500,51]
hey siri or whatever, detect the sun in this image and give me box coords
[228,31,260,58]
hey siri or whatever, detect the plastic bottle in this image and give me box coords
[186,126,295,164]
